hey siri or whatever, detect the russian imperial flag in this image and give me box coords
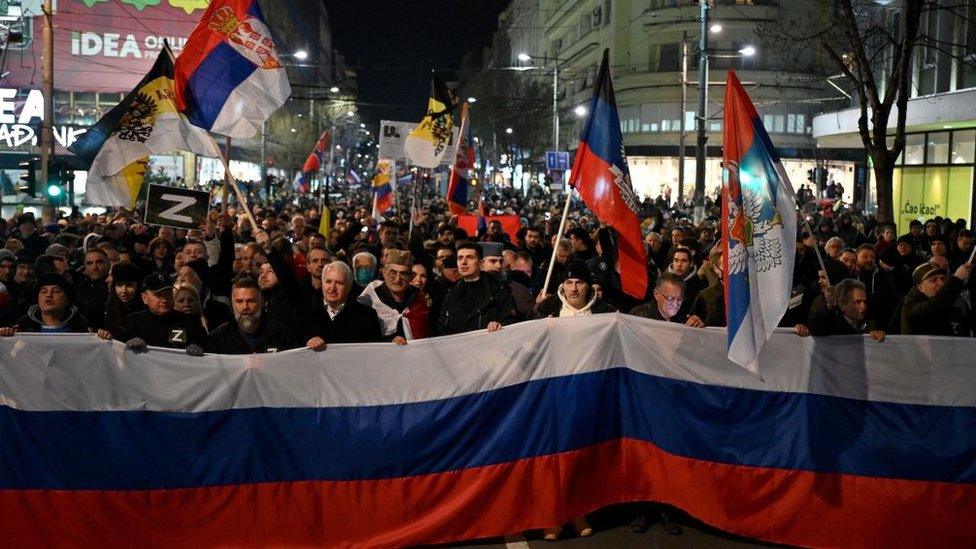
[722,70,797,373]
[70,45,220,208]
[174,0,291,138]
[446,102,473,216]
[569,50,648,298]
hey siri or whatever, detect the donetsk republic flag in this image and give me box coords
[70,45,221,208]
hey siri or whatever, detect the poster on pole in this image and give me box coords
[379,120,458,166]
[143,184,211,230]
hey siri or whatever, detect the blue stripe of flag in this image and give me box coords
[184,42,257,131]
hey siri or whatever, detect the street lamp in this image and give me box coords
[293,50,308,61]
[574,105,587,118]
[738,45,757,57]
[517,52,531,62]
[516,52,562,152]
[467,96,477,103]
[329,86,340,93]
[505,127,513,134]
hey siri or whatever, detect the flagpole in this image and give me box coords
[777,178,831,284]
[407,169,418,241]
[210,135,259,234]
[541,189,574,296]
[221,137,232,215]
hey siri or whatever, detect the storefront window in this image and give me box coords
[926,131,950,164]
[952,130,976,164]
[903,133,925,165]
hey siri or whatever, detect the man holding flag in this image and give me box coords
[722,70,797,373]
[564,49,648,300]
[69,45,221,208]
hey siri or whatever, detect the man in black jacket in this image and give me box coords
[438,241,517,335]
[208,277,298,354]
[629,273,705,327]
[117,272,208,355]
[0,273,91,335]
[535,260,615,318]
[305,260,383,349]
[74,248,111,330]
[901,261,972,335]
[809,278,885,341]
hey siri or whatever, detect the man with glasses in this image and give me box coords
[358,250,431,343]
[629,273,705,327]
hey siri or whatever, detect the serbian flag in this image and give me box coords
[569,50,647,299]
[302,131,331,173]
[371,159,394,219]
[347,169,362,186]
[446,103,473,216]
[722,70,797,374]
[174,0,291,138]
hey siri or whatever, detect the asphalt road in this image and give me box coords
[440,504,788,549]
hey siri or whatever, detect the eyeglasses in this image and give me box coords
[387,269,414,280]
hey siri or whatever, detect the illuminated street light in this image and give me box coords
[290,128,297,133]
[710,24,722,33]
[293,50,308,60]
[517,52,531,62]
[505,127,513,134]
[347,110,355,117]
[574,105,587,117]
[467,97,477,103]
[739,45,757,57]
[359,122,366,128]
[330,86,340,93]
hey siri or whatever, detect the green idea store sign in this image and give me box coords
[892,166,974,233]
[75,0,209,14]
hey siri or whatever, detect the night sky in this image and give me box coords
[325,1,506,124]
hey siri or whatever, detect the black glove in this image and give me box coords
[185,343,205,357]
[125,337,147,353]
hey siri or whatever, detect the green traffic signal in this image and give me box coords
[46,184,63,198]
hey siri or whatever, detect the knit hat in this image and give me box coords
[34,273,74,302]
[0,249,15,263]
[111,262,143,285]
[912,263,948,285]
[564,260,593,285]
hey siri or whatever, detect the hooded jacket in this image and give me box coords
[16,305,91,333]
[534,286,615,318]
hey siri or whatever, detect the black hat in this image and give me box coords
[111,262,143,285]
[564,260,593,285]
[34,273,74,302]
[14,250,33,265]
[912,263,948,285]
[184,258,210,286]
[480,242,503,258]
[16,214,34,227]
[142,272,173,293]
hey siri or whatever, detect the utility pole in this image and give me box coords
[694,0,710,223]
[678,33,688,207]
[552,64,559,152]
[41,0,54,223]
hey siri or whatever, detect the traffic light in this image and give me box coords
[18,158,38,197]
[45,161,67,203]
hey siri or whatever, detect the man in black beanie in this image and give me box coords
[0,273,91,335]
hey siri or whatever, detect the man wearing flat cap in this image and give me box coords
[901,260,972,336]
[0,273,91,335]
[358,249,431,343]
[115,272,208,355]
[535,260,615,318]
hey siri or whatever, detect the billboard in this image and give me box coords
[4,0,209,93]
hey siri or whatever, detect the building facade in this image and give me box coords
[486,0,859,203]
[813,1,976,231]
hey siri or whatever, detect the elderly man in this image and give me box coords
[438,241,517,335]
[901,261,973,335]
[208,277,298,354]
[306,261,383,349]
[0,273,91,334]
[629,273,705,327]
[358,250,431,343]
[809,278,885,341]
[116,272,208,355]
[824,237,845,260]
[535,260,615,317]
[351,251,377,297]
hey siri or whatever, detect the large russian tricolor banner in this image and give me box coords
[174,0,291,138]
[1,319,975,548]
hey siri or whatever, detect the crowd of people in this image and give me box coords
[1,181,974,539]
[1,183,974,362]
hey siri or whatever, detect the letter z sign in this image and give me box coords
[144,184,211,230]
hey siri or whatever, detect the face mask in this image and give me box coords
[355,267,374,286]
